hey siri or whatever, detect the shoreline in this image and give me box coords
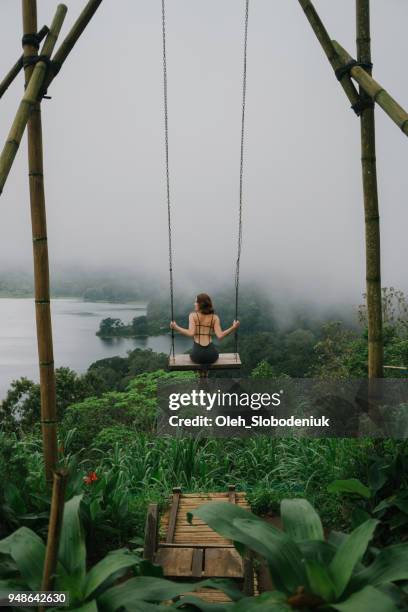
[0,294,147,307]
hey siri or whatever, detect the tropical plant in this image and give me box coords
[191,498,408,611]
[2,485,408,610]
[0,495,143,609]
[327,442,408,540]
[0,495,242,611]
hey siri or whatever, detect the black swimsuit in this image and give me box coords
[190,313,219,365]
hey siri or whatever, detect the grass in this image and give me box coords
[0,427,394,559]
[78,435,376,533]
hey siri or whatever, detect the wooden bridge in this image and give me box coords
[143,485,256,604]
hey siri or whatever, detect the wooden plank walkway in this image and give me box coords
[144,486,256,604]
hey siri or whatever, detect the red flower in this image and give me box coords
[83,471,98,485]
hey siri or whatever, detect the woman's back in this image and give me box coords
[192,312,215,346]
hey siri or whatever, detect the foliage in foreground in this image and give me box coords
[1,496,408,611]
[327,443,408,541]
[191,498,408,611]
[2,423,407,560]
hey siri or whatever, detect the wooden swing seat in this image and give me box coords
[168,353,241,371]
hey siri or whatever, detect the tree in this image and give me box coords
[97,317,125,336]
[0,368,100,432]
[131,315,149,336]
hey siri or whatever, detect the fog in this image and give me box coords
[0,0,407,308]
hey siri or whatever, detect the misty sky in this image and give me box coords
[0,0,407,307]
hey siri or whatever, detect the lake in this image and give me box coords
[0,298,191,399]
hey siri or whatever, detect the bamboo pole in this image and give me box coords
[297,0,362,113]
[0,25,49,99]
[22,1,67,483]
[43,0,103,92]
[356,0,383,378]
[41,470,68,601]
[332,41,408,137]
[0,4,67,196]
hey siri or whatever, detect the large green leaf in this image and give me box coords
[0,532,19,555]
[0,578,27,592]
[350,543,408,591]
[229,592,290,611]
[281,499,324,542]
[304,559,336,602]
[9,527,45,591]
[103,602,168,612]
[329,519,379,598]
[58,495,86,583]
[330,585,398,612]
[4,483,27,515]
[0,554,17,578]
[374,493,408,515]
[298,540,337,566]
[327,479,371,499]
[191,502,305,594]
[328,530,348,549]
[69,601,98,612]
[83,550,141,599]
[172,594,233,611]
[99,576,242,608]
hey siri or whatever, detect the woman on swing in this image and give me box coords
[170,293,240,365]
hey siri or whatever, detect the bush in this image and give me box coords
[60,370,194,451]
[93,425,136,452]
[2,495,408,610]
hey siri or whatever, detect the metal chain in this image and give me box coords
[235,0,249,357]
[161,0,175,358]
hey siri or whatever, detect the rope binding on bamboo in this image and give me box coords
[21,26,49,50]
[335,58,374,116]
[335,59,373,82]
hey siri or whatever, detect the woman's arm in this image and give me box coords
[213,315,240,340]
[170,313,195,338]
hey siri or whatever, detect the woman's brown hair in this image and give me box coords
[196,293,214,315]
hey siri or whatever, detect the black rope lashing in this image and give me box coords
[23,55,54,99]
[161,0,175,359]
[335,59,373,82]
[22,34,40,49]
[22,55,52,68]
[22,26,49,50]
[22,33,41,50]
[335,58,374,117]
[234,0,249,359]
[352,98,375,116]
[21,26,50,51]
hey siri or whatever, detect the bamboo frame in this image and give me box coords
[355,0,383,378]
[43,0,103,92]
[0,4,67,197]
[40,470,68,604]
[0,0,104,198]
[298,0,385,378]
[0,0,104,483]
[0,25,49,99]
[22,1,67,484]
[333,41,408,137]
[297,0,361,112]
